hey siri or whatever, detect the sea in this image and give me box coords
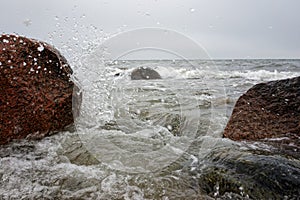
[0,59,300,199]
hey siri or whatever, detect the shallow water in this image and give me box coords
[1,59,300,199]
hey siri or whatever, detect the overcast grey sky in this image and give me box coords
[1,0,299,59]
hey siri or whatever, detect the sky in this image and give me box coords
[0,0,300,59]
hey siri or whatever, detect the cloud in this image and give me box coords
[0,0,299,59]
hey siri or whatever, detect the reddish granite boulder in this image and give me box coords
[0,34,76,145]
[223,76,300,156]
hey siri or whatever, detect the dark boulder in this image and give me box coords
[131,67,161,80]
[0,34,77,145]
[197,150,300,199]
[223,76,300,158]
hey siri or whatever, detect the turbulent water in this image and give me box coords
[1,59,300,199]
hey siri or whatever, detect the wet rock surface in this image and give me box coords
[218,76,300,198]
[0,34,76,145]
[223,76,300,157]
[131,67,161,80]
[196,148,300,199]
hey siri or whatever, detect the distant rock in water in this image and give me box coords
[131,67,161,80]
[223,76,300,156]
[0,34,78,145]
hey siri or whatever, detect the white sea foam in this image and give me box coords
[156,66,300,81]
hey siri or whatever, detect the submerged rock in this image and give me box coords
[131,67,161,80]
[58,133,99,166]
[197,150,300,199]
[0,34,77,145]
[223,76,300,142]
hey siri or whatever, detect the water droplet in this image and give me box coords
[64,16,69,22]
[167,125,173,131]
[37,45,44,52]
[23,19,32,26]
[55,16,59,21]
[190,8,195,13]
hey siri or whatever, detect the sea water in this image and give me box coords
[0,58,299,199]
